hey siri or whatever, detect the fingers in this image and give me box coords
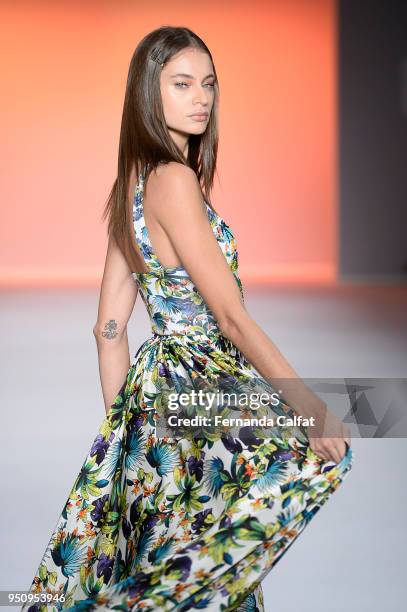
[311,438,350,464]
[309,420,352,463]
[309,439,330,462]
[330,442,343,464]
[315,450,330,462]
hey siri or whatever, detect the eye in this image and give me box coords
[174,81,216,89]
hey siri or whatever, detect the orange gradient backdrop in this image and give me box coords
[0,0,337,287]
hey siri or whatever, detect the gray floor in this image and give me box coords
[1,284,406,610]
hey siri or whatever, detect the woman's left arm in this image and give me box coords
[93,232,138,414]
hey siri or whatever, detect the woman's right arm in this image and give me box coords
[148,162,350,463]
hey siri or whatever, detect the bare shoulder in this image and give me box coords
[147,162,203,216]
[153,161,197,182]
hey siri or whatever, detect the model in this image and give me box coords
[22,26,354,612]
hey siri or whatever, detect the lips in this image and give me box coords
[190,113,208,118]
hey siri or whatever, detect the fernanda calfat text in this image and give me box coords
[167,414,316,428]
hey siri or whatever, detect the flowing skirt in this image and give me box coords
[22,332,354,612]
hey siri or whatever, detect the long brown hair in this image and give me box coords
[101,26,220,273]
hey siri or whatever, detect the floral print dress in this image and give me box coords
[21,167,354,612]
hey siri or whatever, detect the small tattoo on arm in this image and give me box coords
[101,319,118,339]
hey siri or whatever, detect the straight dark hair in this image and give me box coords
[101,26,220,273]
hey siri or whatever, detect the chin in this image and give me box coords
[188,124,208,134]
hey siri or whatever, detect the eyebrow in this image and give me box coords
[169,73,215,80]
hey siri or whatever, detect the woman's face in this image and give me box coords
[160,47,216,147]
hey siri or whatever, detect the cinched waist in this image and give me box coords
[131,328,241,369]
[152,329,223,341]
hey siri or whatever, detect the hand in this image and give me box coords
[306,405,351,464]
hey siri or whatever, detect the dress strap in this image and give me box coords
[132,164,160,273]
[132,163,211,276]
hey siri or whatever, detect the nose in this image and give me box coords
[193,85,210,106]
